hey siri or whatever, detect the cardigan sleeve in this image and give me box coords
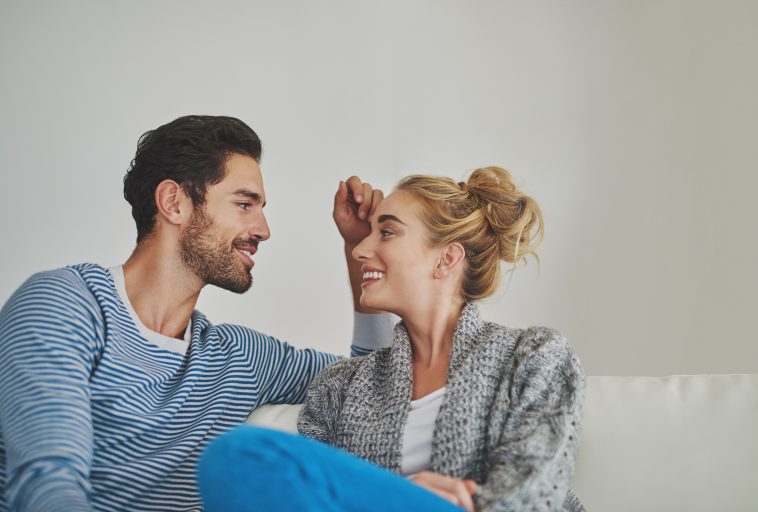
[475,328,585,512]
[297,358,363,443]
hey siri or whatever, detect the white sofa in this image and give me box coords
[247,373,758,512]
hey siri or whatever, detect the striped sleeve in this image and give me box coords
[219,325,340,406]
[0,270,101,512]
[255,337,341,406]
[225,313,393,406]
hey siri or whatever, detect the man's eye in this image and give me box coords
[237,202,251,211]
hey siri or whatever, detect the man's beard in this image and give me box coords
[179,207,253,294]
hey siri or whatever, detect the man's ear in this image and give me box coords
[155,180,193,226]
[433,242,466,279]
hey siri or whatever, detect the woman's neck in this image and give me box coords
[402,301,463,399]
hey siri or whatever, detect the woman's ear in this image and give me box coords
[154,180,193,226]
[434,243,466,279]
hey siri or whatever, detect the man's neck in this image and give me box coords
[122,239,203,339]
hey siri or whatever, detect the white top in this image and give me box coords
[400,386,447,476]
[109,265,191,354]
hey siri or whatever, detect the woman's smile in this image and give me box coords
[361,267,386,287]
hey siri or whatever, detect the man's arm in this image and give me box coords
[0,270,99,512]
[252,336,342,405]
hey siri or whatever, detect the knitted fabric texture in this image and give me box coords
[298,303,586,512]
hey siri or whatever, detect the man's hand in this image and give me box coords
[333,176,384,246]
[411,471,478,512]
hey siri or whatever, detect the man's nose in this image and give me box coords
[250,212,270,241]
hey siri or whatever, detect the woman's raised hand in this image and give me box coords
[410,471,478,511]
[333,176,384,246]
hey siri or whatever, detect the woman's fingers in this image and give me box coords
[341,177,384,221]
[368,188,384,217]
[429,489,466,509]
[463,479,478,495]
[358,182,373,219]
[412,471,475,512]
[344,176,364,204]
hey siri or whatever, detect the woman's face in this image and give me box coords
[352,190,443,316]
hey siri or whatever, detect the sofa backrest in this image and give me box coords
[572,373,758,511]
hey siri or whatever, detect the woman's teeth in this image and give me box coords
[362,271,385,280]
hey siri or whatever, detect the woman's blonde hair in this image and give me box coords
[396,166,544,301]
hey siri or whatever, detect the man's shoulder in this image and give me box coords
[13,263,105,300]
[1,263,117,322]
[1,264,110,343]
[22,262,109,285]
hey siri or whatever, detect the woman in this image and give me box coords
[199,167,585,512]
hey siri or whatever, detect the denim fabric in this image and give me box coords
[198,426,463,512]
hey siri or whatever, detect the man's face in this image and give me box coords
[179,153,270,293]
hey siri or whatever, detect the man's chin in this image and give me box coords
[210,274,253,294]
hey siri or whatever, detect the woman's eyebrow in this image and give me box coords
[377,214,406,225]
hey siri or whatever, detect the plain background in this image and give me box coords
[1,0,756,376]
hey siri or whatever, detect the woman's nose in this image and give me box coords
[352,236,371,261]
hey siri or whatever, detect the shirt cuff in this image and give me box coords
[352,311,395,351]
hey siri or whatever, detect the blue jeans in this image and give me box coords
[197,425,464,512]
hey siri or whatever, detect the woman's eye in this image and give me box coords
[380,229,393,238]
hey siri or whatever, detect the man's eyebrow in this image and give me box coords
[377,214,406,225]
[231,189,266,207]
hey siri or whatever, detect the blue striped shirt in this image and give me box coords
[0,263,366,511]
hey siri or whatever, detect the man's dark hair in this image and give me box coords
[123,115,262,243]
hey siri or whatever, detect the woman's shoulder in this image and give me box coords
[483,320,567,348]
[515,325,571,354]
[480,322,581,373]
[315,356,365,382]
[310,347,390,385]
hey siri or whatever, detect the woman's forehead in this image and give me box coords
[373,190,418,220]
[370,190,423,227]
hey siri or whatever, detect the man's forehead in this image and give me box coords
[215,154,265,194]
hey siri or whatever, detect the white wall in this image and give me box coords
[1,0,756,376]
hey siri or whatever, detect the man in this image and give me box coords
[0,115,390,511]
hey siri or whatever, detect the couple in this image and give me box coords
[0,115,584,512]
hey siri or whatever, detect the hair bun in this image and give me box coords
[465,166,543,263]
[395,166,543,301]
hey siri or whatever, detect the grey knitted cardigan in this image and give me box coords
[298,303,586,512]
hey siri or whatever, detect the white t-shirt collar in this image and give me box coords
[109,265,191,355]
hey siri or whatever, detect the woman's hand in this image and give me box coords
[333,176,384,246]
[410,471,478,511]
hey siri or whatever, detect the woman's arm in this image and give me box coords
[476,327,585,512]
[297,358,363,443]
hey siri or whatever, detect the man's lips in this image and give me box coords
[235,245,257,267]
